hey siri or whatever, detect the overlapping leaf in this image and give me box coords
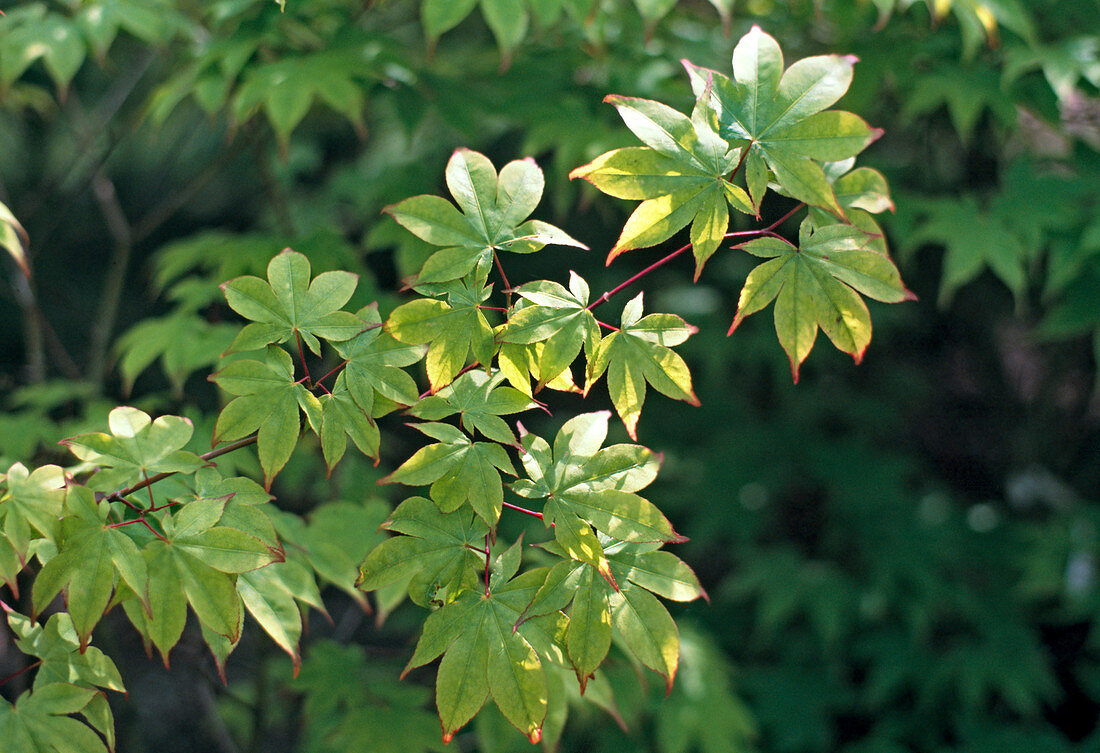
[380,423,514,526]
[386,276,497,392]
[221,248,362,355]
[0,684,110,753]
[0,463,65,592]
[523,540,705,690]
[408,370,539,444]
[402,568,568,743]
[512,412,679,577]
[730,220,913,381]
[683,26,882,217]
[386,148,585,285]
[211,346,311,488]
[585,293,699,439]
[570,94,753,276]
[7,612,124,694]
[62,407,203,491]
[332,303,426,414]
[499,272,601,389]
[357,496,489,607]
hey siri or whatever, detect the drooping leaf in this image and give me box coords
[404,568,567,743]
[8,611,125,693]
[585,293,700,439]
[333,303,426,414]
[730,220,913,381]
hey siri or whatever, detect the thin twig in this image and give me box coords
[493,251,513,307]
[87,170,134,386]
[105,435,259,503]
[502,500,544,520]
[0,661,41,688]
[586,242,692,312]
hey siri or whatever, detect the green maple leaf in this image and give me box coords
[294,641,447,753]
[386,148,586,285]
[585,292,700,440]
[318,371,380,471]
[683,26,881,217]
[114,313,236,396]
[332,303,426,414]
[7,611,124,694]
[221,248,363,356]
[357,496,489,607]
[730,220,913,381]
[62,406,203,491]
[402,567,568,744]
[211,346,315,489]
[118,498,279,665]
[408,370,539,445]
[0,683,109,753]
[570,93,754,276]
[0,463,66,591]
[806,159,896,256]
[380,423,515,526]
[385,277,497,392]
[523,539,705,690]
[512,412,681,577]
[901,196,1029,307]
[499,272,601,389]
[31,487,150,649]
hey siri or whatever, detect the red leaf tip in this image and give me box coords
[528,729,542,745]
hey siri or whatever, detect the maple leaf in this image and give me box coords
[683,26,882,217]
[570,93,754,276]
[357,496,489,607]
[512,412,681,578]
[402,567,568,744]
[408,369,540,445]
[585,292,700,439]
[221,248,363,356]
[386,148,586,286]
[380,423,515,526]
[730,220,913,381]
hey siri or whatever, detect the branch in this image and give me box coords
[586,242,692,311]
[87,170,134,386]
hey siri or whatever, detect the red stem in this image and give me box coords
[106,435,259,504]
[502,500,544,520]
[0,660,42,687]
[586,242,692,312]
[483,533,491,596]
[494,251,513,308]
[313,359,348,387]
[294,331,312,385]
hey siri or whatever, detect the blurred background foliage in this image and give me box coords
[1,0,1100,751]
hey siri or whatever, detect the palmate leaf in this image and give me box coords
[332,303,426,415]
[512,412,680,578]
[211,346,311,489]
[380,423,515,526]
[221,248,362,356]
[499,272,601,389]
[7,611,124,695]
[730,220,913,382]
[386,149,585,285]
[570,96,753,277]
[357,496,489,608]
[523,540,705,690]
[408,370,539,444]
[0,684,109,753]
[319,372,381,470]
[62,407,203,491]
[32,487,150,650]
[585,293,699,439]
[386,277,497,392]
[403,568,568,744]
[683,26,882,217]
[119,502,279,666]
[0,463,66,581]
